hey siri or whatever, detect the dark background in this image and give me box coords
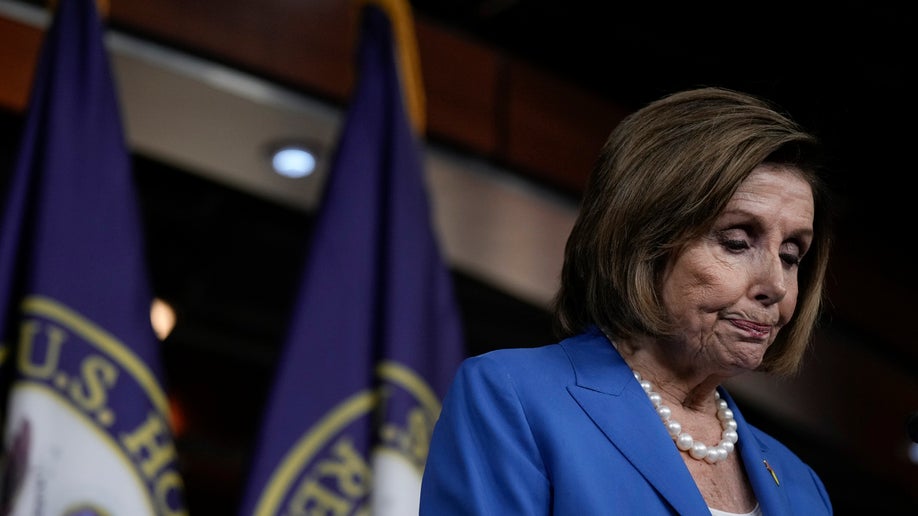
[1,0,917,513]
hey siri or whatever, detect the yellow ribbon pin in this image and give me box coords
[763,459,780,486]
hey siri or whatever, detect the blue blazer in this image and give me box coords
[420,328,832,515]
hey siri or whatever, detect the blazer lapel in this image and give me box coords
[725,390,792,515]
[563,335,710,515]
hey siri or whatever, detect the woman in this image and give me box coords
[419,87,834,515]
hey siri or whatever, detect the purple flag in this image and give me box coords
[0,0,187,513]
[238,4,465,515]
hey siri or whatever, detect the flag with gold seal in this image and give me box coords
[0,0,187,513]
[237,0,466,514]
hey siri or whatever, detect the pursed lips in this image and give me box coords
[728,318,772,338]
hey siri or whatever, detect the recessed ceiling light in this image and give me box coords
[270,144,317,178]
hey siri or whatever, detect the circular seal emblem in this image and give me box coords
[253,361,442,515]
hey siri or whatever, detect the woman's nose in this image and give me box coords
[753,253,788,304]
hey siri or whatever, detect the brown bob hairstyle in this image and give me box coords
[552,86,833,376]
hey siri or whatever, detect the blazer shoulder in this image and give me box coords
[462,342,571,380]
[462,330,606,377]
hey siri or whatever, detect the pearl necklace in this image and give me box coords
[633,370,739,463]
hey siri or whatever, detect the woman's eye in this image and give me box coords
[780,252,802,267]
[723,239,749,252]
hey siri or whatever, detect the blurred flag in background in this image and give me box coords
[0,0,187,513]
[237,0,466,514]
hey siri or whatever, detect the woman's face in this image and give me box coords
[660,164,814,374]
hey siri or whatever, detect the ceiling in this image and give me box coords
[1,0,917,513]
[414,0,915,199]
[424,5,916,191]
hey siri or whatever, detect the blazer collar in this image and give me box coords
[562,330,709,514]
[562,329,791,515]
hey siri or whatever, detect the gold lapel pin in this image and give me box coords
[763,459,780,486]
